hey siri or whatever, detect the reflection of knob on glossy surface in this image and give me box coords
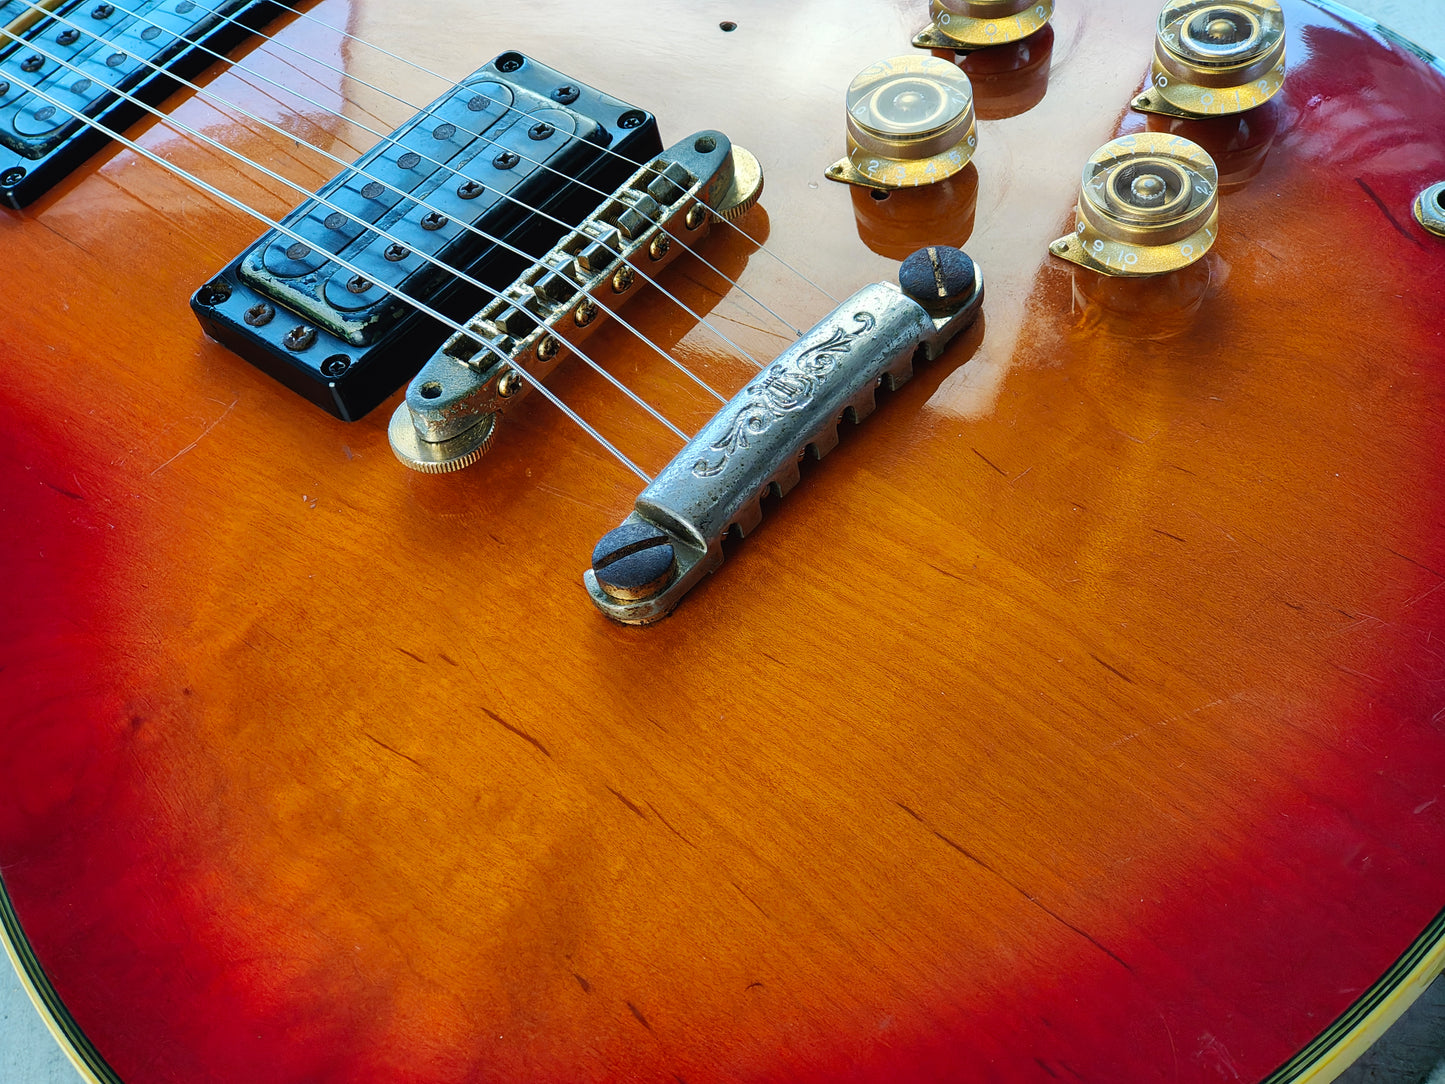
[951,24,1054,120]
[1144,98,1279,191]
[849,164,978,260]
[914,0,1054,52]
[825,55,977,190]
[1132,0,1286,119]
[1069,258,1214,341]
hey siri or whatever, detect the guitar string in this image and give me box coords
[0,35,665,483]
[11,3,747,402]
[43,0,775,376]
[130,0,839,321]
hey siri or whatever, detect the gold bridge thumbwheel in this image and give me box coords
[1049,133,1220,277]
[824,55,977,191]
[1133,0,1286,118]
[913,0,1054,51]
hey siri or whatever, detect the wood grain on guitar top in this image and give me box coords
[2,1,1444,1081]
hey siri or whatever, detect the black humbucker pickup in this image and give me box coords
[191,53,661,421]
[0,0,282,208]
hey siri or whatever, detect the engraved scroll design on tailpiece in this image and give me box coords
[691,312,878,478]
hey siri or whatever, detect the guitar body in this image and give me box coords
[3,1,1444,1081]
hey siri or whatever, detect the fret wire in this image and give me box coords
[0,28,658,484]
[4,19,699,448]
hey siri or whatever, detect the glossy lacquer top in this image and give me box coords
[1,1,1443,1081]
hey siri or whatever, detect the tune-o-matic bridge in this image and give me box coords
[191,53,662,420]
[586,247,984,625]
[0,0,281,208]
[387,131,763,473]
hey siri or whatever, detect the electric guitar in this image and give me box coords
[2,1,1444,1081]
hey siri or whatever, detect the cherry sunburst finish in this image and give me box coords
[2,1,1444,1081]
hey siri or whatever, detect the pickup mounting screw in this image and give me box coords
[495,53,523,73]
[91,3,114,17]
[1,167,26,187]
[457,180,484,199]
[618,110,646,130]
[57,29,80,45]
[384,243,410,262]
[421,211,449,230]
[552,85,580,104]
[346,275,371,294]
[592,522,677,602]
[243,301,275,326]
[21,55,43,73]
[493,151,520,170]
[320,355,350,377]
[528,122,555,141]
[283,325,317,352]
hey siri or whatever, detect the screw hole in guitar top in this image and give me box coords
[870,188,890,201]
[720,21,737,32]
[419,381,443,400]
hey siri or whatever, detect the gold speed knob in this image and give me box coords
[913,0,1054,51]
[1133,0,1286,118]
[825,56,977,191]
[1049,133,1220,277]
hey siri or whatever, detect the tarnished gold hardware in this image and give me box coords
[825,56,977,191]
[685,204,707,230]
[1415,182,1445,239]
[611,266,636,293]
[1049,133,1220,277]
[537,336,560,362]
[913,0,1054,51]
[1133,0,1285,119]
[649,235,671,260]
[713,146,765,221]
[574,298,598,326]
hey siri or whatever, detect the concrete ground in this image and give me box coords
[3,1,1444,1081]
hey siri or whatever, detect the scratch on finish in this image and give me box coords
[1197,1033,1243,1081]
[626,1001,653,1031]
[396,647,427,664]
[151,398,237,476]
[895,800,1133,973]
[973,448,1009,476]
[606,787,648,820]
[646,803,696,848]
[1090,654,1135,684]
[1355,177,1423,245]
[1387,548,1445,580]
[731,881,772,920]
[482,706,551,758]
[363,733,425,771]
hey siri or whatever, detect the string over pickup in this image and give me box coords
[388,131,763,473]
[585,247,983,625]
